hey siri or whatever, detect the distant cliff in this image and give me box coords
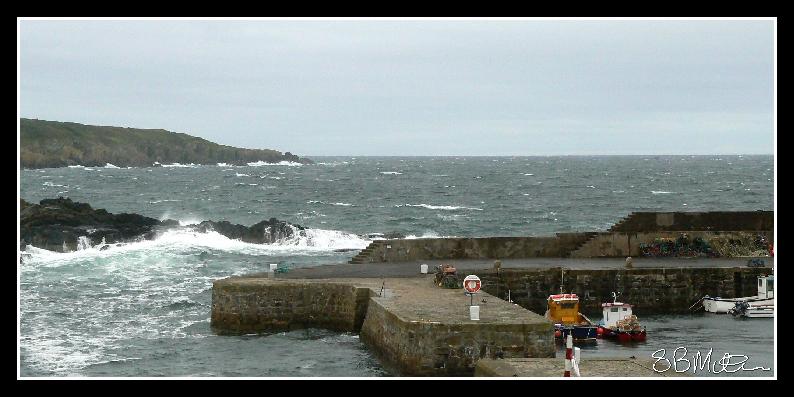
[20,118,312,168]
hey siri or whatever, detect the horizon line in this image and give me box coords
[302,154,774,157]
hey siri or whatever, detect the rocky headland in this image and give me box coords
[20,118,312,169]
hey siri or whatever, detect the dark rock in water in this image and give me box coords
[20,197,305,252]
[191,218,304,244]
[20,197,176,252]
[333,248,358,253]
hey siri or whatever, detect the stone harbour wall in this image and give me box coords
[478,267,771,315]
[354,234,593,263]
[569,230,774,258]
[349,211,773,263]
[352,230,772,262]
[608,211,773,233]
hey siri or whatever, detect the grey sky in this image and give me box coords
[19,19,774,156]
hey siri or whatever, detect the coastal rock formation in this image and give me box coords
[20,197,178,252]
[20,197,305,252]
[190,218,303,244]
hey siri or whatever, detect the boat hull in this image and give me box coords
[703,297,774,313]
[730,305,774,318]
[744,308,774,318]
[598,327,646,342]
[555,324,598,343]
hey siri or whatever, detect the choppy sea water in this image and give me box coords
[19,156,774,377]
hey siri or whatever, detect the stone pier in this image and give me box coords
[211,275,555,376]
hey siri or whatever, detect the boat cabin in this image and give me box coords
[546,294,586,325]
[758,275,774,299]
[601,302,633,329]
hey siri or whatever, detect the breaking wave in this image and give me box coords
[396,203,483,211]
[307,200,355,207]
[247,161,303,167]
[21,227,370,266]
[162,163,199,168]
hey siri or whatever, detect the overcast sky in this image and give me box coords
[19,19,774,156]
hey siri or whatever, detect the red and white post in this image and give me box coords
[563,334,573,377]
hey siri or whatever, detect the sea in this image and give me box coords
[18,155,775,377]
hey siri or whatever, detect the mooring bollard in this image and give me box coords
[564,334,573,377]
[420,264,428,274]
[574,346,581,365]
[572,351,581,376]
[469,305,480,320]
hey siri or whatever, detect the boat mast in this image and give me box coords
[560,268,564,294]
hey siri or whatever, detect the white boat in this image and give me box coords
[728,301,774,318]
[597,293,647,342]
[702,275,774,313]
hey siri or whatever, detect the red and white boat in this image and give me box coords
[596,293,647,342]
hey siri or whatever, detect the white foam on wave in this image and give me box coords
[104,163,120,169]
[67,165,85,168]
[162,163,199,168]
[21,337,106,375]
[148,199,181,204]
[523,173,534,176]
[22,226,370,267]
[651,191,675,194]
[76,236,94,250]
[396,203,483,211]
[247,161,303,167]
[43,181,68,188]
[380,171,402,175]
[235,173,250,177]
[315,161,349,166]
[176,218,204,226]
[307,200,355,207]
